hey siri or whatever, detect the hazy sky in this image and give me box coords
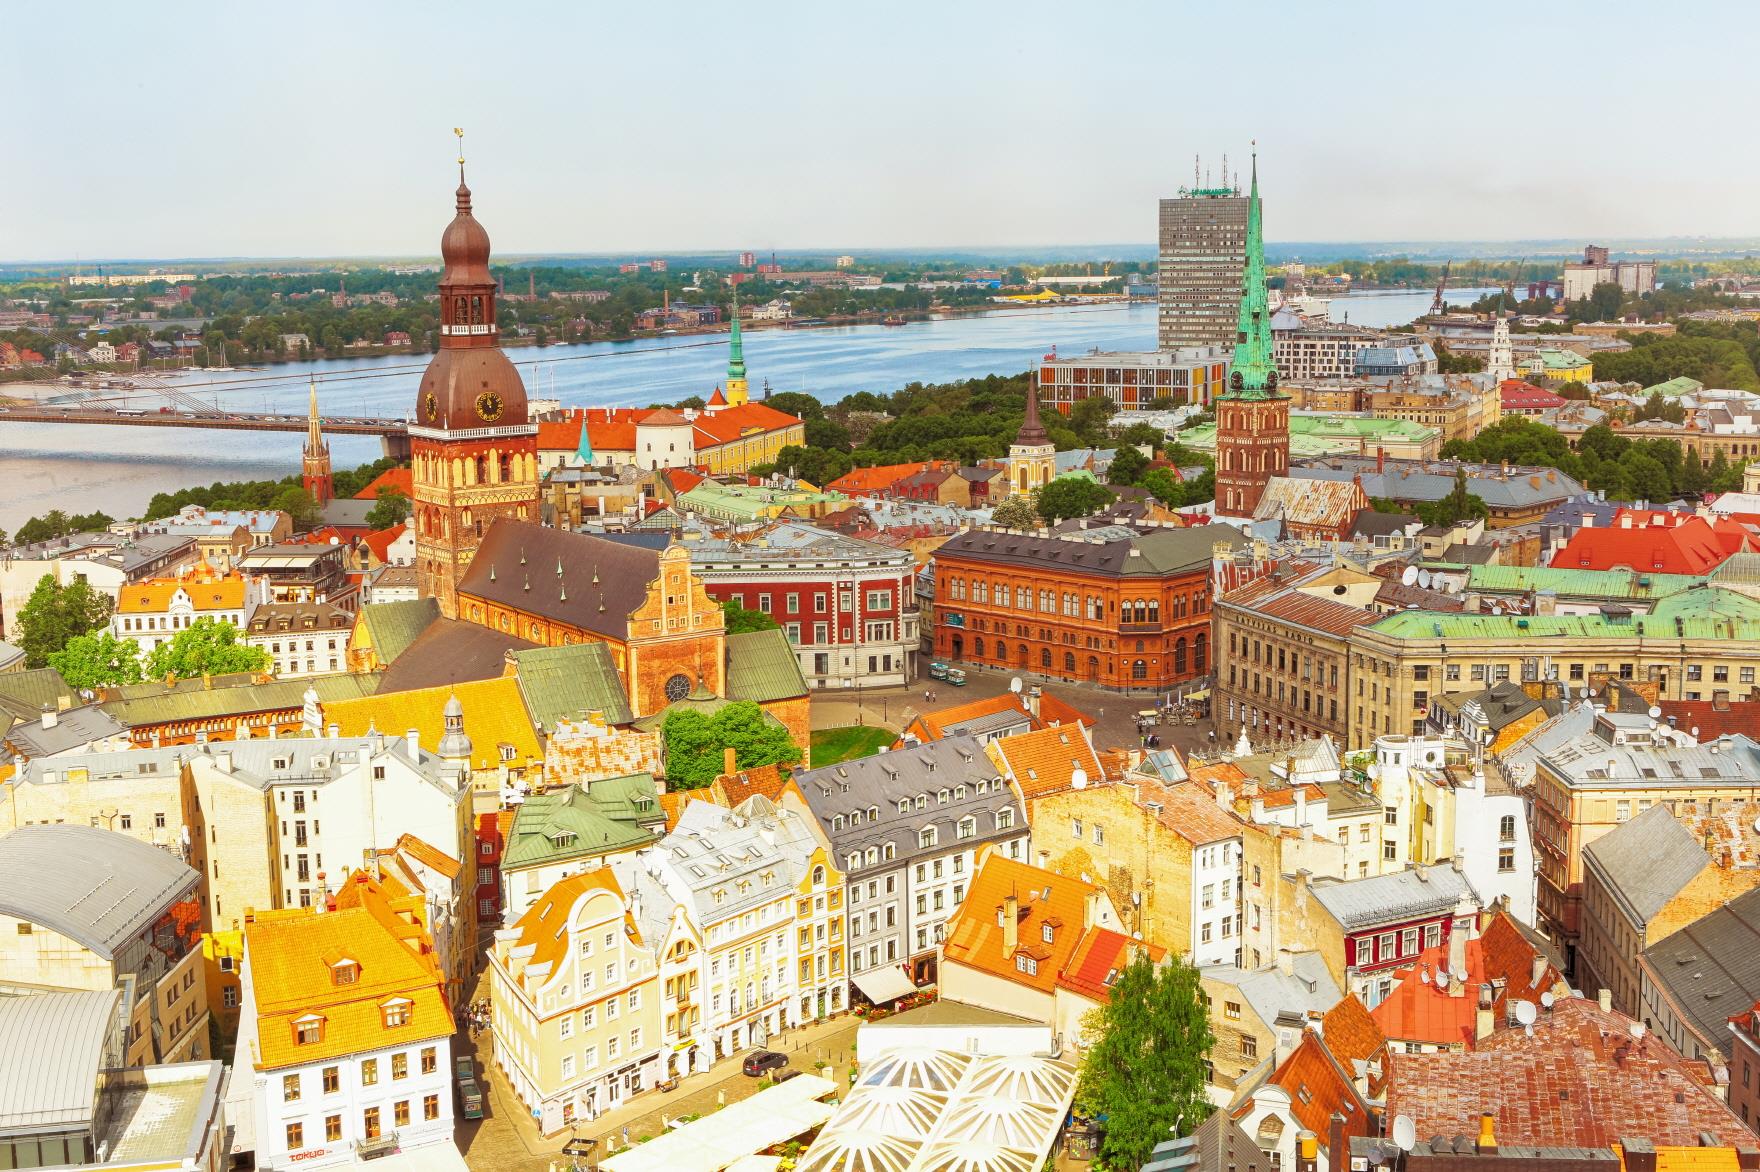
[8,0,1756,260]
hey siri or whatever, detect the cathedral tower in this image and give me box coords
[724,287,749,407]
[410,151,539,617]
[1008,376,1057,497]
[301,377,333,506]
[1213,156,1290,519]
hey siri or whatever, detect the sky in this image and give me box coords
[8,0,1758,261]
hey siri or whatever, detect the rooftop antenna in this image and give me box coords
[1194,154,1200,188]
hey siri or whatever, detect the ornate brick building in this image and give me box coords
[410,164,540,616]
[300,378,332,506]
[1213,158,1290,519]
[931,526,1239,692]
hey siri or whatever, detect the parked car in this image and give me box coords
[742,1050,788,1077]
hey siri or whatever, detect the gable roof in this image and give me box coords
[510,641,635,728]
[1253,1030,1373,1151]
[458,520,662,642]
[505,869,627,991]
[352,466,413,501]
[725,628,809,703]
[941,854,1103,996]
[1311,864,1480,932]
[323,674,542,772]
[375,616,535,693]
[986,724,1103,799]
[1551,516,1740,575]
[1057,926,1165,1001]
[1582,804,1709,924]
[1640,883,1760,1060]
[357,598,442,664]
[502,775,663,870]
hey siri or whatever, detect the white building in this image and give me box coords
[237,872,456,1170]
[110,564,271,656]
[243,601,354,677]
[634,409,697,471]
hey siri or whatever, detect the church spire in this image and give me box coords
[1016,374,1049,447]
[724,284,750,406]
[301,376,333,507]
[1223,152,1279,399]
[304,376,323,454]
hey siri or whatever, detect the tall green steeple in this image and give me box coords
[725,284,749,405]
[1224,154,1280,399]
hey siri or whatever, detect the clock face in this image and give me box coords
[475,391,503,422]
[423,392,438,421]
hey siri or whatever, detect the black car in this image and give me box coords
[742,1049,788,1076]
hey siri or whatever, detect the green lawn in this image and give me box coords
[810,725,895,766]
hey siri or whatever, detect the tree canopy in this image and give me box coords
[48,632,143,690]
[14,574,113,667]
[720,598,780,634]
[990,496,1040,531]
[1075,953,1214,1172]
[142,618,270,680]
[364,485,411,530]
[12,510,114,547]
[1035,477,1115,525]
[661,701,802,790]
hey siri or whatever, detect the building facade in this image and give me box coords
[409,169,541,617]
[1158,185,1249,350]
[1037,348,1228,412]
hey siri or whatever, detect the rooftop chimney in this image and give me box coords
[38,705,56,730]
[1477,1113,1498,1155]
[1621,1139,1657,1172]
[1599,988,1613,1014]
[1475,1003,1496,1042]
[724,746,738,777]
[1002,894,1019,953]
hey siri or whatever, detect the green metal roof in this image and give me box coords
[1466,564,1705,601]
[101,672,378,727]
[0,668,77,722]
[1180,414,1437,458]
[1643,376,1704,399]
[678,481,847,522]
[358,598,441,664]
[501,776,662,870]
[1537,349,1592,370]
[1371,584,1760,641]
[1221,158,1280,400]
[725,628,809,703]
[510,642,635,728]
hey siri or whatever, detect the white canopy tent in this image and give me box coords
[600,1075,838,1172]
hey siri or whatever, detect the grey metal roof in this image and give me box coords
[1581,805,1707,925]
[793,735,1023,873]
[1539,731,1760,790]
[1294,458,1584,510]
[0,989,123,1134]
[0,825,200,958]
[1641,884,1760,1059]
[4,704,127,758]
[650,796,820,923]
[1311,863,1480,931]
[1200,953,1341,1029]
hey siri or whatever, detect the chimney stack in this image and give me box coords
[724,746,738,777]
[1297,1132,1319,1172]
[1002,894,1019,953]
[1621,1139,1657,1172]
[1599,988,1613,1014]
[1475,1003,1496,1041]
[1477,1113,1498,1155]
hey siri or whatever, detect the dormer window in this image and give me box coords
[867,805,879,820]
[381,998,412,1029]
[897,800,910,815]
[915,795,927,811]
[294,1015,324,1045]
[937,789,950,804]
[1014,954,1038,976]
[1042,922,1055,944]
[919,826,938,849]
[954,785,966,800]
[331,960,359,986]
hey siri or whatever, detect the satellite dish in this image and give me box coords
[1392,1115,1417,1154]
[1071,768,1088,790]
[1691,726,1701,740]
[1541,991,1555,1008]
[1490,602,1502,615]
[1009,677,1023,694]
[1454,965,1469,984]
[1514,1000,1538,1026]
[1401,566,1419,587]
[1418,569,1432,589]
[1419,968,1431,985]
[1647,706,1662,720]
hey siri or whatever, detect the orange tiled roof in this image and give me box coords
[1144,780,1249,846]
[987,724,1103,800]
[692,402,802,449]
[719,764,785,806]
[1551,515,1737,574]
[582,408,643,453]
[506,869,627,993]
[353,466,413,501]
[1250,1030,1373,1150]
[245,873,449,1070]
[828,462,933,495]
[360,524,405,564]
[941,855,1103,996]
[117,568,249,614]
[536,416,584,451]
[392,833,461,880]
[1322,993,1388,1071]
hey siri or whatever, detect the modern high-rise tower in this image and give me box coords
[1212,157,1290,520]
[1157,174,1250,351]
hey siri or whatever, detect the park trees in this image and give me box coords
[142,618,270,681]
[1035,477,1115,525]
[47,632,143,690]
[661,701,802,790]
[15,574,114,667]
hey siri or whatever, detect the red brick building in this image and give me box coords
[409,166,541,617]
[474,810,512,928]
[931,526,1239,692]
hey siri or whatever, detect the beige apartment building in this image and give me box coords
[488,869,664,1134]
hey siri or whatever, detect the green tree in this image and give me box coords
[143,618,270,680]
[772,444,852,487]
[990,495,1040,531]
[804,417,852,451]
[765,392,824,421]
[720,599,779,634]
[662,701,801,790]
[1075,953,1214,1172]
[1434,343,1483,374]
[1414,469,1490,527]
[271,485,322,531]
[1555,380,1590,400]
[1035,477,1115,524]
[47,632,143,689]
[364,486,412,530]
[14,575,114,667]
[1588,280,1626,322]
[1067,396,1117,445]
[1107,446,1150,486]
[1115,422,1165,449]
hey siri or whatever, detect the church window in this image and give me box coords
[664,674,692,702]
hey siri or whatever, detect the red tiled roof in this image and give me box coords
[662,468,706,495]
[582,407,642,452]
[828,462,933,495]
[360,525,405,564]
[987,725,1104,800]
[1056,926,1165,1001]
[941,855,1103,996]
[1655,697,1760,741]
[1321,993,1387,1071]
[1387,996,1749,1149]
[1256,589,1379,638]
[1249,1031,1372,1151]
[707,388,726,406]
[1551,515,1740,574]
[536,416,584,451]
[1501,381,1566,410]
[692,401,802,449]
[353,466,412,501]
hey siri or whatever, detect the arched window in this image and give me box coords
[1195,632,1208,673]
[812,865,825,888]
[882,843,895,861]
[995,642,1008,663]
[1064,651,1076,673]
[1132,659,1148,680]
[499,452,513,482]
[1040,647,1052,668]
[974,637,985,658]
[1174,638,1188,675]
[1088,655,1100,677]
[475,456,488,485]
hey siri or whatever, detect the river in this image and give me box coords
[0,287,1496,530]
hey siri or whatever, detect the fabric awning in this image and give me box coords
[852,966,918,1004]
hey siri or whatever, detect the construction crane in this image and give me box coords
[1429,260,1452,316]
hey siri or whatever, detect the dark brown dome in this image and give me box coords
[440,182,494,287]
[416,348,529,431]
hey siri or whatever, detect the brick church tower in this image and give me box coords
[410,151,539,617]
[300,377,333,506]
[1213,155,1289,519]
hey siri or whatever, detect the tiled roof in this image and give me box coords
[941,855,1104,996]
[581,407,641,453]
[1252,1030,1372,1151]
[692,401,802,449]
[987,724,1103,799]
[245,872,450,1070]
[458,520,664,643]
[323,675,542,772]
[1321,993,1388,1071]
[1371,917,1562,1050]
[1386,996,1749,1148]
[1057,926,1165,1001]
[359,525,406,564]
[1146,780,1249,846]
[510,641,634,728]
[352,466,412,501]
[374,616,535,693]
[505,869,626,991]
[726,628,809,703]
[536,416,583,451]
[1252,477,1367,530]
[827,462,933,494]
[116,568,249,614]
[393,834,461,880]
[1253,587,1378,638]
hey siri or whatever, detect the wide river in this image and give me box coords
[0,286,1492,529]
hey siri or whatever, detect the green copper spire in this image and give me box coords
[727,285,746,382]
[1225,154,1280,399]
